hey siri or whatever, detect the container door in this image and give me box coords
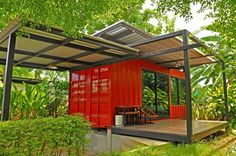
[78,70,86,115]
[91,67,99,126]
[98,65,111,127]
[69,71,79,115]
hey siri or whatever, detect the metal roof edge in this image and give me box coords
[0,17,21,43]
[93,20,153,39]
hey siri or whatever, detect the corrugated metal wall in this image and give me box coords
[69,59,186,128]
[69,65,112,128]
[110,60,143,125]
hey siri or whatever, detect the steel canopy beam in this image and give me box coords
[20,32,98,52]
[19,32,125,65]
[140,43,201,58]
[70,43,202,71]
[129,30,184,47]
[0,46,90,65]
[222,60,229,122]
[14,38,74,66]
[156,53,213,65]
[81,37,139,56]
[0,58,68,71]
[183,30,193,143]
[1,32,16,121]
[70,54,136,72]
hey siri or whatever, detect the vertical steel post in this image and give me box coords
[154,73,158,113]
[107,128,112,153]
[221,60,229,122]
[1,32,16,121]
[183,30,192,143]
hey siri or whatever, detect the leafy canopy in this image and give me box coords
[0,0,175,37]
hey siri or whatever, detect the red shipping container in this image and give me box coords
[69,59,186,128]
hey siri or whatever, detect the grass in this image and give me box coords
[101,132,236,156]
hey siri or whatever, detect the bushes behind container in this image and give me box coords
[0,114,91,156]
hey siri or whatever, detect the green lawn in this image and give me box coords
[102,133,236,156]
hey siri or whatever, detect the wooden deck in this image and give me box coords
[112,119,227,143]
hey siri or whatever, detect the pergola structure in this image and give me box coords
[0,19,229,143]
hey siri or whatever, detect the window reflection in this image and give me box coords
[171,77,186,105]
[142,70,169,117]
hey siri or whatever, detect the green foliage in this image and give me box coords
[156,88,168,110]
[152,0,236,127]
[0,115,90,156]
[0,0,176,37]
[103,143,224,156]
[142,86,155,107]
[10,83,50,119]
[142,86,168,110]
[0,66,69,119]
[44,71,69,117]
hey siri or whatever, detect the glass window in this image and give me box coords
[171,78,178,104]
[156,74,169,116]
[142,70,170,117]
[178,79,186,104]
[142,70,156,111]
[171,77,186,105]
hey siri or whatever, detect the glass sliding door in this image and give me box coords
[171,77,186,105]
[142,70,156,112]
[156,74,169,117]
[142,70,170,118]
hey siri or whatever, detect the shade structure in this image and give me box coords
[0,19,215,72]
[0,18,139,71]
[93,20,152,45]
[93,20,215,69]
[133,37,214,68]
[0,19,215,121]
[1,18,228,144]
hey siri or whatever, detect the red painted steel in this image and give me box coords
[111,60,142,125]
[170,105,186,118]
[69,59,186,128]
[69,71,79,115]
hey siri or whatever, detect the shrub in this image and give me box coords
[0,114,91,156]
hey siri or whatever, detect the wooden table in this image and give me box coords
[116,105,142,126]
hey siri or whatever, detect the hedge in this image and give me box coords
[0,114,91,156]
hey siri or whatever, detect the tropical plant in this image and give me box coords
[151,0,236,128]
[10,83,50,119]
[143,86,155,108]
[44,70,69,117]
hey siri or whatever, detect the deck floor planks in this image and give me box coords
[112,119,227,142]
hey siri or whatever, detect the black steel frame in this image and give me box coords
[222,60,229,122]
[112,127,189,143]
[0,19,229,145]
[141,70,170,117]
[1,32,16,121]
[112,30,228,143]
[183,30,193,143]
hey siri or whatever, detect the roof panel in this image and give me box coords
[76,53,112,62]
[71,40,101,49]
[0,19,214,70]
[105,49,127,55]
[15,37,53,52]
[46,46,84,58]
[25,57,53,65]
[24,27,66,41]
[93,20,153,45]
[14,54,27,60]
[0,51,6,59]
[56,62,80,68]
